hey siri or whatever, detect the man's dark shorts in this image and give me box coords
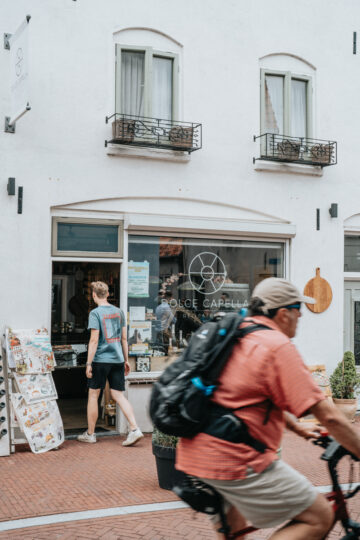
[87,362,125,391]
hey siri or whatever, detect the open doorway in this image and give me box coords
[51,261,121,435]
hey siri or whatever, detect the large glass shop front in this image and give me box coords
[50,234,284,433]
[127,236,285,372]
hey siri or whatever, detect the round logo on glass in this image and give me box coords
[188,252,227,294]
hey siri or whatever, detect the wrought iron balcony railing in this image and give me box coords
[254,133,337,167]
[105,113,202,153]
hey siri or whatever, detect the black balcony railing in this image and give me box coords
[254,133,337,167]
[105,113,202,153]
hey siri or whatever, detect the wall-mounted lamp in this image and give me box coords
[329,203,338,218]
[7,178,15,196]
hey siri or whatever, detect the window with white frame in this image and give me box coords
[115,46,179,120]
[260,69,312,138]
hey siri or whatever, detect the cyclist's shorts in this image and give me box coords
[200,460,318,529]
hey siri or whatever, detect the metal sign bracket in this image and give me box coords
[4,117,15,133]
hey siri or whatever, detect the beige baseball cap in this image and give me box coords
[251,277,315,313]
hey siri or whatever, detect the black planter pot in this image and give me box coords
[152,443,186,490]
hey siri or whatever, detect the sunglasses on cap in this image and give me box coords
[284,303,302,311]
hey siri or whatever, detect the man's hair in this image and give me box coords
[91,281,109,299]
[249,297,278,319]
[164,291,173,300]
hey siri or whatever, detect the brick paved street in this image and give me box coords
[1,421,359,539]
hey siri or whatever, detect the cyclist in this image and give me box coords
[176,278,360,539]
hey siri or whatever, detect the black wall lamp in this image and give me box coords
[7,177,15,195]
[329,203,338,218]
[6,178,23,213]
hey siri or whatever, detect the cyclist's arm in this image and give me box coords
[309,399,360,458]
[284,412,320,439]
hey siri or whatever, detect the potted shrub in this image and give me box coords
[330,351,360,422]
[152,428,185,490]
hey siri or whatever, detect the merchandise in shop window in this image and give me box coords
[136,357,151,372]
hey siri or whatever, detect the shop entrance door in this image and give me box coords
[51,261,121,436]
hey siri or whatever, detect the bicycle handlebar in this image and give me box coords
[312,434,359,463]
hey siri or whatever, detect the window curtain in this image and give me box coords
[152,56,173,120]
[264,75,284,134]
[121,51,145,116]
[291,79,307,138]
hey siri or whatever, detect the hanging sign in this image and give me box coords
[8,16,31,126]
[128,261,150,298]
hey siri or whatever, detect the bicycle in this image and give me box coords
[173,434,360,539]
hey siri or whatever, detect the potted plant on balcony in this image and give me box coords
[152,428,185,490]
[112,117,135,143]
[276,139,300,161]
[330,351,360,422]
[168,125,193,149]
[309,143,334,165]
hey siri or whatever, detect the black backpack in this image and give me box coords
[149,312,271,453]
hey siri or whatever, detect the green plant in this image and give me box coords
[152,427,178,448]
[330,351,360,399]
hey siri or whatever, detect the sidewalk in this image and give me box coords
[1,420,359,539]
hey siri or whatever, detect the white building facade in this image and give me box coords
[1,0,360,434]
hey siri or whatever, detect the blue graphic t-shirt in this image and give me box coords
[88,305,125,364]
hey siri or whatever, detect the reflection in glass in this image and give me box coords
[127,236,285,365]
[57,223,118,253]
[354,301,360,365]
[344,236,360,272]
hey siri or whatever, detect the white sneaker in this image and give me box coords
[122,428,143,446]
[77,430,96,443]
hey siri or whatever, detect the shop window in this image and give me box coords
[52,218,123,258]
[344,235,360,272]
[115,46,179,120]
[260,69,312,138]
[127,235,285,372]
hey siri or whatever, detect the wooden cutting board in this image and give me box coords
[303,268,332,313]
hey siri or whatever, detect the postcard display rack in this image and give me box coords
[2,328,64,455]
[0,351,10,456]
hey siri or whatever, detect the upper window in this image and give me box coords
[52,218,124,258]
[344,236,360,272]
[261,69,312,138]
[115,46,179,121]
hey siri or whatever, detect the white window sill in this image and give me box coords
[254,159,324,177]
[106,144,191,163]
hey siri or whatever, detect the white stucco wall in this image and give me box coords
[1,0,360,374]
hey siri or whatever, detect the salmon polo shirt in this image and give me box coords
[176,316,325,480]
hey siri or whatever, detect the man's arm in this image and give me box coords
[121,326,131,376]
[86,329,99,378]
[284,412,321,440]
[309,399,360,458]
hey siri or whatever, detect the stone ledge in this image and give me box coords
[106,144,191,162]
[254,159,324,177]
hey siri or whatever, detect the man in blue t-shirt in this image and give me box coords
[77,281,143,446]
